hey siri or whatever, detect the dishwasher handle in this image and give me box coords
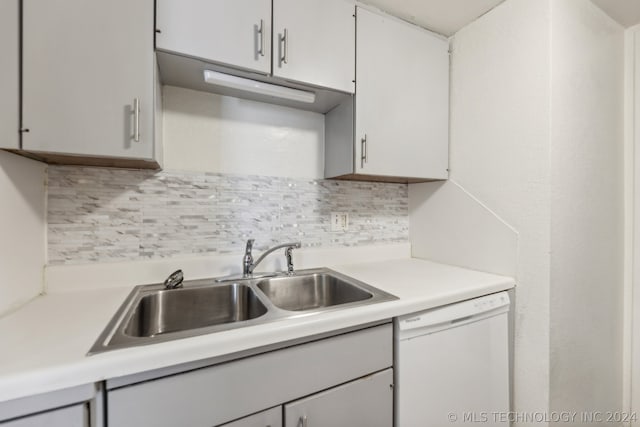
[397,291,509,334]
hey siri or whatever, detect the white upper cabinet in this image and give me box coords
[22,0,157,163]
[156,0,271,75]
[0,0,19,149]
[155,0,355,94]
[355,7,449,180]
[272,0,355,93]
[325,7,449,182]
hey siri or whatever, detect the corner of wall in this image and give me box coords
[0,151,47,316]
[627,21,640,425]
[408,179,518,277]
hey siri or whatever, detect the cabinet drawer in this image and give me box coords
[218,407,281,427]
[0,404,87,427]
[108,324,391,427]
[285,369,393,427]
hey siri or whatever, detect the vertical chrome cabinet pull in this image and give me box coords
[361,134,367,168]
[257,19,265,57]
[281,28,288,65]
[133,98,140,143]
[299,415,308,427]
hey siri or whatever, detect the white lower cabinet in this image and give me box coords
[218,407,282,427]
[107,324,392,427]
[0,384,96,427]
[216,369,393,427]
[284,369,393,427]
[0,405,87,427]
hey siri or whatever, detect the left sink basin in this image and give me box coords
[89,280,272,354]
[124,284,267,338]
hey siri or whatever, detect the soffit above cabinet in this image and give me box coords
[358,0,506,36]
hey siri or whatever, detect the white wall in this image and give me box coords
[433,0,626,421]
[629,23,640,427]
[447,0,552,415]
[409,180,518,277]
[162,85,325,179]
[0,151,46,316]
[549,0,624,419]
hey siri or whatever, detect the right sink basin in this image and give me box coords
[257,272,373,311]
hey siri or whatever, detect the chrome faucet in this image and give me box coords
[242,239,301,277]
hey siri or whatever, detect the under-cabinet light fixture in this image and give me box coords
[203,70,316,104]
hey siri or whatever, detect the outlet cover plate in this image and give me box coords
[330,212,349,232]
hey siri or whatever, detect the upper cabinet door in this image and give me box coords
[22,0,155,160]
[355,7,449,179]
[273,0,355,93]
[0,0,19,149]
[156,0,271,75]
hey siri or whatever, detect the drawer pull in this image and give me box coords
[132,98,140,143]
[257,19,265,57]
[281,28,289,65]
[361,134,367,168]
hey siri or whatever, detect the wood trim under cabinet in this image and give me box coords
[331,173,444,184]
[6,150,161,170]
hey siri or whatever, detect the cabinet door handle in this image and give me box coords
[361,134,367,168]
[299,415,308,427]
[281,28,288,65]
[257,19,265,57]
[133,98,140,143]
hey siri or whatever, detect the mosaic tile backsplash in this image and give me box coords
[47,166,409,265]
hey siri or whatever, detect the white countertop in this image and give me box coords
[0,258,514,403]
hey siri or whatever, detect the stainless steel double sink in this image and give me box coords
[89,268,397,354]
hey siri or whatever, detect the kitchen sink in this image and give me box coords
[89,268,396,354]
[257,273,373,311]
[124,284,267,337]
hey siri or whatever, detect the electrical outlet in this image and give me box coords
[330,212,349,232]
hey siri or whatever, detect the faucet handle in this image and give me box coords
[244,239,255,255]
[285,243,301,275]
[243,239,255,277]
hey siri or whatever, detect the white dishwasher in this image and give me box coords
[395,292,510,427]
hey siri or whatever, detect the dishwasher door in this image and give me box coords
[395,292,510,427]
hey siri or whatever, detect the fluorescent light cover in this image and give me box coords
[203,70,316,104]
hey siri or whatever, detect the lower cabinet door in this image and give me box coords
[284,369,393,427]
[218,407,282,427]
[0,404,87,427]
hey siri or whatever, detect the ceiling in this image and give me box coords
[358,0,506,36]
[591,0,640,28]
[359,0,640,37]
